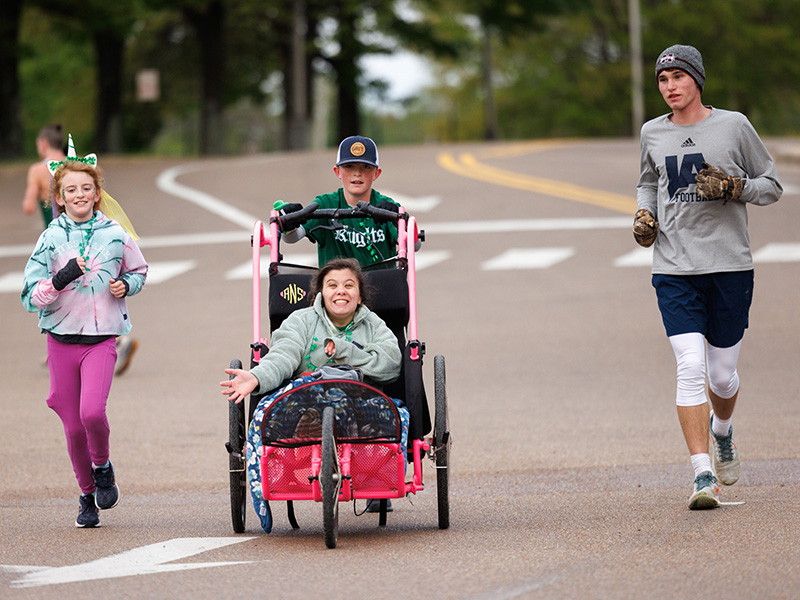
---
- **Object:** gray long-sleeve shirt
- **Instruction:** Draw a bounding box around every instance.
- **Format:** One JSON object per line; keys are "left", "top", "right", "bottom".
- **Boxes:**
{"left": 637, "top": 107, "right": 782, "bottom": 275}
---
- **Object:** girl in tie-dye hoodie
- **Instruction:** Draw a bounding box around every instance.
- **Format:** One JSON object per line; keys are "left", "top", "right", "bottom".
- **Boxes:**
{"left": 21, "top": 158, "right": 147, "bottom": 528}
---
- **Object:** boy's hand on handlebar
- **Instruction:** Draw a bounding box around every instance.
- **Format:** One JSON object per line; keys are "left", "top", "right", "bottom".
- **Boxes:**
{"left": 374, "top": 200, "right": 399, "bottom": 223}
{"left": 220, "top": 368, "right": 259, "bottom": 404}
{"left": 278, "top": 202, "right": 303, "bottom": 215}
{"left": 274, "top": 201, "right": 310, "bottom": 232}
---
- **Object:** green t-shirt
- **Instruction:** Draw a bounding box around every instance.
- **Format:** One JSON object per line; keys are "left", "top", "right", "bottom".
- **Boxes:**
{"left": 305, "top": 189, "right": 399, "bottom": 267}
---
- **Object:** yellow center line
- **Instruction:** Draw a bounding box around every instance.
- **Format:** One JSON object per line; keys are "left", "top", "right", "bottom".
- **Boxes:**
{"left": 437, "top": 144, "right": 637, "bottom": 214}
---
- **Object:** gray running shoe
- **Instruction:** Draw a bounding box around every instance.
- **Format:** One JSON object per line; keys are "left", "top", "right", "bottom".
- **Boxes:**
{"left": 688, "top": 471, "right": 720, "bottom": 510}
{"left": 711, "top": 415, "right": 740, "bottom": 485}
{"left": 115, "top": 336, "right": 138, "bottom": 376}
{"left": 92, "top": 462, "right": 120, "bottom": 510}
{"left": 75, "top": 493, "right": 100, "bottom": 528}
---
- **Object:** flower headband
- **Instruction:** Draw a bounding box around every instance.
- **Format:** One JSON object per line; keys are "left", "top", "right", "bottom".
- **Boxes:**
{"left": 47, "top": 134, "right": 98, "bottom": 175}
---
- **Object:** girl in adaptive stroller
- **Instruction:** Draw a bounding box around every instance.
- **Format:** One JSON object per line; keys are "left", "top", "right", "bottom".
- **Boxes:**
{"left": 220, "top": 258, "right": 407, "bottom": 531}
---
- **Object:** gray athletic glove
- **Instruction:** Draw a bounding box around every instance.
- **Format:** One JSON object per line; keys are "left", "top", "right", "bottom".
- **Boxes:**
{"left": 633, "top": 209, "right": 658, "bottom": 248}
{"left": 695, "top": 162, "right": 743, "bottom": 205}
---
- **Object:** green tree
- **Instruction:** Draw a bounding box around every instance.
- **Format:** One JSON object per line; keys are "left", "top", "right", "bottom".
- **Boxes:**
{"left": 642, "top": 0, "right": 800, "bottom": 133}
{"left": 18, "top": 7, "right": 95, "bottom": 153}
{"left": 31, "top": 0, "right": 148, "bottom": 153}
{"left": 413, "top": 0, "right": 590, "bottom": 140}
{"left": 0, "top": 0, "right": 25, "bottom": 158}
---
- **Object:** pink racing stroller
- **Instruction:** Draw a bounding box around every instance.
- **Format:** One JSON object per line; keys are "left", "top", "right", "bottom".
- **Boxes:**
{"left": 225, "top": 201, "right": 450, "bottom": 548}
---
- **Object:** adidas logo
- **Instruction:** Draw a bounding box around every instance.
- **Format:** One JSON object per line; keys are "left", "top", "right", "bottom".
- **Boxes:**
{"left": 681, "top": 138, "right": 696, "bottom": 148}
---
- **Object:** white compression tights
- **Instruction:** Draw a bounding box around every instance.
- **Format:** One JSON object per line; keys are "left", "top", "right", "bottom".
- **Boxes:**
{"left": 668, "top": 332, "right": 742, "bottom": 407}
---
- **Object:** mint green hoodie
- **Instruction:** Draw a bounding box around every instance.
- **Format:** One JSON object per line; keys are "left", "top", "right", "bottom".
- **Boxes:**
{"left": 250, "top": 293, "right": 401, "bottom": 395}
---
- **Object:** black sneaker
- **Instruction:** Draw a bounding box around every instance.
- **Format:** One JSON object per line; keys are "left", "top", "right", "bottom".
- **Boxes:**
{"left": 92, "top": 462, "right": 120, "bottom": 510}
{"left": 75, "top": 493, "right": 100, "bottom": 528}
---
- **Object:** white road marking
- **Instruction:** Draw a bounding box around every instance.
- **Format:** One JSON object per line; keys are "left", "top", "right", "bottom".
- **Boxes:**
{"left": 753, "top": 242, "right": 800, "bottom": 263}
{"left": 379, "top": 190, "right": 440, "bottom": 212}
{"left": 226, "top": 254, "right": 317, "bottom": 280}
{"left": 0, "top": 271, "right": 23, "bottom": 294}
{"left": 146, "top": 261, "right": 197, "bottom": 284}
{"left": 156, "top": 164, "right": 261, "bottom": 230}
{"left": 0, "top": 232, "right": 250, "bottom": 259}
{"left": 1, "top": 261, "right": 196, "bottom": 295}
{"left": 2, "top": 224, "right": 797, "bottom": 292}
{"left": 782, "top": 184, "right": 799, "bottom": 195}
{"left": 614, "top": 247, "right": 653, "bottom": 267}
{"left": 136, "top": 230, "right": 249, "bottom": 250}
{"left": 0, "top": 217, "right": 635, "bottom": 258}
{"left": 0, "top": 243, "right": 34, "bottom": 259}
{"left": 155, "top": 161, "right": 440, "bottom": 231}
{"left": 0, "top": 537, "right": 259, "bottom": 588}
{"left": 225, "top": 250, "right": 451, "bottom": 280}
{"left": 482, "top": 248, "right": 575, "bottom": 270}
{"left": 413, "top": 250, "right": 451, "bottom": 271}
{"left": 425, "top": 216, "right": 631, "bottom": 235}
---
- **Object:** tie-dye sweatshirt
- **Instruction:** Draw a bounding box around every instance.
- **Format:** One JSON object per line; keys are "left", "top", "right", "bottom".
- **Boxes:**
{"left": 21, "top": 211, "right": 148, "bottom": 336}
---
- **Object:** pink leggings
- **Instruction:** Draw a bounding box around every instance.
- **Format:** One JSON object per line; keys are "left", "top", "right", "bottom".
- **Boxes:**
{"left": 46, "top": 334, "right": 117, "bottom": 495}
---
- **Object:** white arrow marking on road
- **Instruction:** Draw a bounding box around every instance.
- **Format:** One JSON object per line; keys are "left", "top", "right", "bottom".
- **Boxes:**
{"left": 379, "top": 190, "right": 440, "bottom": 212}
{"left": 0, "top": 537, "right": 259, "bottom": 588}
{"left": 481, "top": 248, "right": 575, "bottom": 270}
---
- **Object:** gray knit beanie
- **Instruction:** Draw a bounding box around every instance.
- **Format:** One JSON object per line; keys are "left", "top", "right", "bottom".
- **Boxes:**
{"left": 655, "top": 45, "right": 705, "bottom": 91}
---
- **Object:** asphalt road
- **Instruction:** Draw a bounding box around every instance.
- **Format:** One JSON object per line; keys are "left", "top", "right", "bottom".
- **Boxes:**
{"left": 1, "top": 138, "right": 798, "bottom": 599}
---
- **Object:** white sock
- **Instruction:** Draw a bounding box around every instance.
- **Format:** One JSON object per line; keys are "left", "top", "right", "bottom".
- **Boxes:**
{"left": 690, "top": 453, "right": 713, "bottom": 478}
{"left": 711, "top": 413, "right": 732, "bottom": 438}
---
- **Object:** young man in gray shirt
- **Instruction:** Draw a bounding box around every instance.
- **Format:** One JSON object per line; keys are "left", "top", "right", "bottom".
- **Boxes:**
{"left": 633, "top": 44, "right": 782, "bottom": 510}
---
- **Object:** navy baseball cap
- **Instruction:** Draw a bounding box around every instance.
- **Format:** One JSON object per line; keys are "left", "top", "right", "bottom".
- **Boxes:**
{"left": 336, "top": 135, "right": 379, "bottom": 168}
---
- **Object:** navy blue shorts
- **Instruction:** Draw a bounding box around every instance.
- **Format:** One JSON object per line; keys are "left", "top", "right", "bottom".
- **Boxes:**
{"left": 652, "top": 270, "right": 754, "bottom": 348}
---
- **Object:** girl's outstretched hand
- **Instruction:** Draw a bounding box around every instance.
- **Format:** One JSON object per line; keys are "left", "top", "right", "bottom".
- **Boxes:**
{"left": 221, "top": 368, "right": 259, "bottom": 404}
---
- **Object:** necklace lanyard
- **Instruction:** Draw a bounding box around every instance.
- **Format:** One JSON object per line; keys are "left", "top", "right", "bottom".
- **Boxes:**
{"left": 76, "top": 215, "right": 97, "bottom": 285}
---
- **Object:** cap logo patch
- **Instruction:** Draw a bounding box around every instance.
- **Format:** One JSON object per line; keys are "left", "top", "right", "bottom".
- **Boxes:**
{"left": 350, "top": 142, "right": 366, "bottom": 157}
{"left": 659, "top": 53, "right": 675, "bottom": 65}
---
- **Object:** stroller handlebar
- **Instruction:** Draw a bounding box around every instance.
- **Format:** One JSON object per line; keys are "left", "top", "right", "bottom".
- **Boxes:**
{"left": 274, "top": 200, "right": 403, "bottom": 231}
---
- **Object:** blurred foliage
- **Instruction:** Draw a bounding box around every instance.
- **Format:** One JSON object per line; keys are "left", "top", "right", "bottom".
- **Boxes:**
{"left": 12, "top": 0, "right": 800, "bottom": 158}
{"left": 18, "top": 7, "right": 95, "bottom": 154}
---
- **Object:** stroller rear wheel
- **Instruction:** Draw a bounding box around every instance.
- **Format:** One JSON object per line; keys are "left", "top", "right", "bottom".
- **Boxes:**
{"left": 434, "top": 354, "right": 450, "bottom": 530}
{"left": 227, "top": 359, "right": 247, "bottom": 533}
